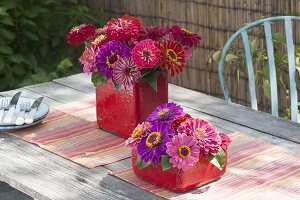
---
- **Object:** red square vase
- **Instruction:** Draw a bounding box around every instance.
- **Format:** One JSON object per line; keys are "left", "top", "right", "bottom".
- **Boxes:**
{"left": 96, "top": 73, "right": 168, "bottom": 138}
{"left": 131, "top": 148, "right": 228, "bottom": 192}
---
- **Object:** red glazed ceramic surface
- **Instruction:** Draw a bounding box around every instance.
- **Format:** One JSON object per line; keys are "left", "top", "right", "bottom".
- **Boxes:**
{"left": 132, "top": 148, "right": 228, "bottom": 192}
{"left": 96, "top": 73, "right": 168, "bottom": 138}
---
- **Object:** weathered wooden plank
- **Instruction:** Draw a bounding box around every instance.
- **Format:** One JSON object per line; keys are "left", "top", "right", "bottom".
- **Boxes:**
{"left": 53, "top": 73, "right": 95, "bottom": 95}
{"left": 0, "top": 88, "right": 62, "bottom": 107}
{"left": 25, "top": 82, "right": 93, "bottom": 104}
{"left": 169, "top": 84, "right": 300, "bottom": 143}
{"left": 0, "top": 133, "right": 163, "bottom": 200}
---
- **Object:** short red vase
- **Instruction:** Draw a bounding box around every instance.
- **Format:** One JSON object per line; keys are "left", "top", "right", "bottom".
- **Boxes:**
{"left": 96, "top": 73, "right": 168, "bottom": 138}
{"left": 132, "top": 149, "right": 228, "bottom": 192}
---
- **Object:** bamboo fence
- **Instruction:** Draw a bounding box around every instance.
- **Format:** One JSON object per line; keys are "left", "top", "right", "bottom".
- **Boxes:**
{"left": 83, "top": 0, "right": 300, "bottom": 117}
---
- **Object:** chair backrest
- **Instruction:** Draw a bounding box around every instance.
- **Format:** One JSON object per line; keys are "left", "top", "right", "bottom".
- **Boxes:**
{"left": 218, "top": 16, "right": 299, "bottom": 122}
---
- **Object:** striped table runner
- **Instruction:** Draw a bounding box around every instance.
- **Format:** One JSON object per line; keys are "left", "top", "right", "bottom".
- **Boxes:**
{"left": 7, "top": 97, "right": 131, "bottom": 168}
{"left": 110, "top": 132, "right": 300, "bottom": 200}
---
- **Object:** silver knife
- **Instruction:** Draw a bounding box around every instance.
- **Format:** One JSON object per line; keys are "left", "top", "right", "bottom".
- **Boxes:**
{"left": 25, "top": 97, "right": 44, "bottom": 124}
{"left": 3, "top": 91, "right": 22, "bottom": 124}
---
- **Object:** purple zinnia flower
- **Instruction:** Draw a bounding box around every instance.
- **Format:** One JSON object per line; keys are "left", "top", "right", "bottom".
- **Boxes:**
{"left": 96, "top": 40, "right": 131, "bottom": 78}
{"left": 147, "top": 102, "right": 184, "bottom": 123}
{"left": 113, "top": 57, "right": 141, "bottom": 90}
{"left": 137, "top": 121, "right": 175, "bottom": 164}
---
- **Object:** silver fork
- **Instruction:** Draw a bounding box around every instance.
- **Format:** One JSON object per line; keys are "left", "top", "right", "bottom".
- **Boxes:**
{"left": 0, "top": 98, "right": 10, "bottom": 122}
{"left": 15, "top": 101, "right": 31, "bottom": 126}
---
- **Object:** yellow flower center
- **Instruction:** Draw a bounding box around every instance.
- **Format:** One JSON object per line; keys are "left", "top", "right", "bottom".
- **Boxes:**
{"left": 157, "top": 108, "right": 169, "bottom": 116}
{"left": 131, "top": 128, "right": 142, "bottom": 139}
{"left": 177, "top": 145, "right": 191, "bottom": 158}
{"left": 194, "top": 127, "right": 206, "bottom": 140}
{"left": 146, "top": 132, "right": 161, "bottom": 148}
{"left": 106, "top": 51, "right": 120, "bottom": 68}
{"left": 181, "top": 28, "right": 192, "bottom": 34}
{"left": 166, "top": 49, "right": 178, "bottom": 62}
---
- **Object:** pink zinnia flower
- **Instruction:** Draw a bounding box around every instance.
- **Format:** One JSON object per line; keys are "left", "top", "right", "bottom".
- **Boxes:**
{"left": 66, "top": 23, "right": 96, "bottom": 46}
{"left": 159, "top": 40, "right": 186, "bottom": 76}
{"left": 79, "top": 44, "right": 99, "bottom": 74}
{"left": 138, "top": 26, "right": 170, "bottom": 41}
{"left": 132, "top": 39, "right": 160, "bottom": 69}
{"left": 126, "top": 122, "right": 151, "bottom": 148}
{"left": 166, "top": 133, "right": 199, "bottom": 170}
{"left": 168, "top": 25, "right": 201, "bottom": 48}
{"left": 113, "top": 57, "right": 141, "bottom": 90}
{"left": 104, "top": 15, "right": 141, "bottom": 41}
{"left": 220, "top": 133, "right": 231, "bottom": 151}
{"left": 178, "top": 118, "right": 221, "bottom": 158}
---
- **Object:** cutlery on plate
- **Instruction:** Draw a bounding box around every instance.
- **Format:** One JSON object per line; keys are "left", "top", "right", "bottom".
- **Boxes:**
{"left": 15, "top": 101, "right": 31, "bottom": 126}
{"left": 0, "top": 98, "right": 10, "bottom": 122}
{"left": 25, "top": 97, "right": 44, "bottom": 124}
{"left": 3, "top": 91, "right": 22, "bottom": 124}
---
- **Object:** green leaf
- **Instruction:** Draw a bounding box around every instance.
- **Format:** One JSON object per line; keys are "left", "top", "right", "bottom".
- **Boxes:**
{"left": 0, "top": 27, "right": 15, "bottom": 40}
{"left": 9, "top": 54, "right": 26, "bottom": 64}
{"left": 20, "top": 18, "right": 37, "bottom": 26}
{"left": 250, "top": 38, "right": 258, "bottom": 54}
{"left": 136, "top": 155, "right": 151, "bottom": 170}
{"left": 161, "top": 155, "right": 173, "bottom": 171}
{"left": 0, "top": 57, "right": 4, "bottom": 71}
{"left": 263, "top": 79, "right": 271, "bottom": 99}
{"left": 208, "top": 148, "right": 227, "bottom": 170}
{"left": 0, "top": 45, "right": 13, "bottom": 54}
{"left": 272, "top": 33, "right": 286, "bottom": 43}
{"left": 143, "top": 70, "right": 157, "bottom": 91}
{"left": 225, "top": 54, "right": 238, "bottom": 62}
{"left": 112, "top": 79, "right": 122, "bottom": 90}
{"left": 91, "top": 72, "right": 107, "bottom": 87}
{"left": 0, "top": 8, "right": 9, "bottom": 16}
{"left": 212, "top": 50, "right": 222, "bottom": 62}
{"left": 24, "top": 31, "right": 39, "bottom": 41}
{"left": 0, "top": 17, "right": 14, "bottom": 26}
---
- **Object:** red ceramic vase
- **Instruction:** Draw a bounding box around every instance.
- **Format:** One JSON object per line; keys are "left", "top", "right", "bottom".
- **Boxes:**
{"left": 132, "top": 148, "right": 228, "bottom": 192}
{"left": 96, "top": 73, "right": 168, "bottom": 138}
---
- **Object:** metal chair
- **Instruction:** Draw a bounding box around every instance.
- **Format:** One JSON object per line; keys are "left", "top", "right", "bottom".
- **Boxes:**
{"left": 218, "top": 16, "right": 299, "bottom": 122}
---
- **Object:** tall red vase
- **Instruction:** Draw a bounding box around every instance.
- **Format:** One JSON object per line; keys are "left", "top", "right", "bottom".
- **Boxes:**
{"left": 96, "top": 73, "right": 168, "bottom": 138}
{"left": 132, "top": 148, "right": 228, "bottom": 192}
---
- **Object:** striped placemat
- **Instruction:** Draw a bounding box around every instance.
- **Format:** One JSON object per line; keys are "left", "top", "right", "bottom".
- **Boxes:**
{"left": 6, "top": 97, "right": 131, "bottom": 168}
{"left": 109, "top": 132, "right": 300, "bottom": 200}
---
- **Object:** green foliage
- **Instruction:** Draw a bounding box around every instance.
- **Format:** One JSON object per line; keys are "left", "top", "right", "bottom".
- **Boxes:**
{"left": 136, "top": 155, "right": 151, "bottom": 169}
{"left": 211, "top": 31, "right": 300, "bottom": 120}
{"left": 208, "top": 148, "right": 227, "bottom": 170}
{"left": 161, "top": 155, "right": 172, "bottom": 171}
{"left": 0, "top": 0, "right": 103, "bottom": 91}
{"left": 91, "top": 72, "right": 107, "bottom": 87}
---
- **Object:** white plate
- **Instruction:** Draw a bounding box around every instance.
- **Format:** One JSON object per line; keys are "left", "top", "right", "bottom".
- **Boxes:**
{"left": 0, "top": 97, "right": 49, "bottom": 130}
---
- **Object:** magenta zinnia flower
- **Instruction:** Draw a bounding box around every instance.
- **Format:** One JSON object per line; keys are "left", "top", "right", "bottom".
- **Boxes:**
{"left": 137, "top": 121, "right": 175, "bottom": 164}
{"left": 79, "top": 44, "right": 99, "bottom": 74}
{"left": 96, "top": 40, "right": 131, "bottom": 78}
{"left": 126, "top": 122, "right": 151, "bottom": 148}
{"left": 132, "top": 39, "right": 160, "bottom": 69}
{"left": 147, "top": 102, "right": 184, "bottom": 123}
{"left": 159, "top": 40, "right": 186, "bottom": 76}
{"left": 113, "top": 57, "right": 141, "bottom": 90}
{"left": 178, "top": 118, "right": 221, "bottom": 158}
{"left": 138, "top": 26, "right": 170, "bottom": 41}
{"left": 166, "top": 133, "right": 200, "bottom": 170}
{"left": 66, "top": 24, "right": 96, "bottom": 46}
{"left": 168, "top": 25, "right": 201, "bottom": 48}
{"left": 220, "top": 133, "right": 231, "bottom": 151}
{"left": 104, "top": 15, "right": 141, "bottom": 41}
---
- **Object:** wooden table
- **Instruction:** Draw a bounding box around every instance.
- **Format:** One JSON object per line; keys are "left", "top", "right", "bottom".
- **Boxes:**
{"left": 0, "top": 73, "right": 299, "bottom": 200}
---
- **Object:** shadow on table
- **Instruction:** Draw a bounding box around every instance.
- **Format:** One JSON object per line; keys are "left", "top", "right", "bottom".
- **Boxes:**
{"left": 0, "top": 182, "right": 32, "bottom": 200}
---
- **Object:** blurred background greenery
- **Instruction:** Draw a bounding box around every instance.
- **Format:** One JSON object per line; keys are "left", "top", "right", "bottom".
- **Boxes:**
{"left": 0, "top": 0, "right": 104, "bottom": 91}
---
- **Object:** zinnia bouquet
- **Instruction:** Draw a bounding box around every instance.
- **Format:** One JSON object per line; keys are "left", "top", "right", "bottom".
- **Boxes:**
{"left": 126, "top": 102, "right": 231, "bottom": 171}
{"left": 66, "top": 15, "right": 201, "bottom": 90}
